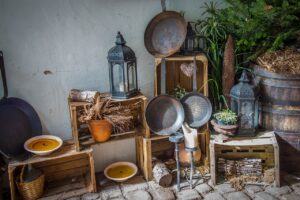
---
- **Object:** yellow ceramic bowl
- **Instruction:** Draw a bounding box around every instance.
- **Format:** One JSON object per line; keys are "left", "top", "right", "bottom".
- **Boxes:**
{"left": 24, "top": 135, "right": 63, "bottom": 156}
{"left": 104, "top": 162, "right": 138, "bottom": 182}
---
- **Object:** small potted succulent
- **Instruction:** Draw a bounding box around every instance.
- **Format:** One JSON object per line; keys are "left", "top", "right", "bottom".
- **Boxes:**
{"left": 211, "top": 109, "right": 238, "bottom": 136}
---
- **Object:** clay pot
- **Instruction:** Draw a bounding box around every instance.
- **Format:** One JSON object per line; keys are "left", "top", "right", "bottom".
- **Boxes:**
{"left": 178, "top": 143, "right": 202, "bottom": 167}
{"left": 210, "top": 119, "right": 238, "bottom": 136}
{"left": 88, "top": 120, "right": 112, "bottom": 142}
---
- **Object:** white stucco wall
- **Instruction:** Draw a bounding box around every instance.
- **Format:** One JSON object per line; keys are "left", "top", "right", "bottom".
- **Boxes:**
{"left": 0, "top": 0, "right": 221, "bottom": 171}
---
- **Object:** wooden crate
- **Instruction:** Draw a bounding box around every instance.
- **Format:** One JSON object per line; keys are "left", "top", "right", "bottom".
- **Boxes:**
{"left": 210, "top": 131, "right": 280, "bottom": 186}
{"left": 69, "top": 93, "right": 150, "bottom": 151}
{"left": 8, "top": 141, "right": 96, "bottom": 200}
{"left": 136, "top": 127, "right": 210, "bottom": 181}
{"left": 154, "top": 53, "right": 208, "bottom": 96}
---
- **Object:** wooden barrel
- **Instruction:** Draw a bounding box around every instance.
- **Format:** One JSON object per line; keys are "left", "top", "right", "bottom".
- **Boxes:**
{"left": 253, "top": 65, "right": 300, "bottom": 133}
{"left": 254, "top": 65, "right": 300, "bottom": 172}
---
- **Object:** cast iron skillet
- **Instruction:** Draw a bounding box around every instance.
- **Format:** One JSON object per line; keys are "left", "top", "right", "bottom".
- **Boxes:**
{"left": 145, "top": 95, "right": 184, "bottom": 135}
{"left": 144, "top": 0, "right": 187, "bottom": 57}
{"left": 0, "top": 51, "right": 42, "bottom": 160}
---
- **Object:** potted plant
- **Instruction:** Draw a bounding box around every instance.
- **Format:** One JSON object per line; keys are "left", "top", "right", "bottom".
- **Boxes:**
{"left": 79, "top": 97, "right": 137, "bottom": 142}
{"left": 211, "top": 109, "right": 238, "bottom": 136}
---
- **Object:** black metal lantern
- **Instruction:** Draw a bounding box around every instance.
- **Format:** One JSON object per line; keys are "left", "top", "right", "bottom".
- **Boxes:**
{"left": 180, "top": 22, "right": 206, "bottom": 55}
{"left": 230, "top": 70, "right": 258, "bottom": 136}
{"left": 107, "top": 32, "right": 139, "bottom": 99}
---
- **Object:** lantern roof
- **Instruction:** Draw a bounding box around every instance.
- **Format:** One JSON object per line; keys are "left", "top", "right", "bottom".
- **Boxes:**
{"left": 230, "top": 70, "right": 257, "bottom": 100}
{"left": 107, "top": 32, "right": 136, "bottom": 62}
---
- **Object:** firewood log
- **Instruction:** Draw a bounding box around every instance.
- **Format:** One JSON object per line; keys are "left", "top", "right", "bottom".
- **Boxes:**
{"left": 152, "top": 161, "right": 172, "bottom": 187}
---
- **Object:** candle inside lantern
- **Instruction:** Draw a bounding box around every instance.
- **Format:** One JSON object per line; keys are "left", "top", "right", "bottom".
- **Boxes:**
{"left": 182, "top": 123, "right": 199, "bottom": 149}
{"left": 119, "top": 82, "right": 128, "bottom": 92}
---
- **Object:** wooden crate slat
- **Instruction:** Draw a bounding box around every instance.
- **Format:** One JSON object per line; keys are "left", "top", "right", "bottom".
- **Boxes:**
{"left": 45, "top": 166, "right": 90, "bottom": 182}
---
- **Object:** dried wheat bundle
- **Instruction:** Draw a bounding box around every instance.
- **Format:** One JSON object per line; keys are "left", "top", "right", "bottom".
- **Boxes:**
{"left": 78, "top": 96, "right": 141, "bottom": 134}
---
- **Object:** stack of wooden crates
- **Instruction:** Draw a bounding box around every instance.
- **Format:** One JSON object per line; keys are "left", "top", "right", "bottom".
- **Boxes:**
{"left": 136, "top": 53, "right": 210, "bottom": 181}
{"left": 8, "top": 94, "right": 149, "bottom": 200}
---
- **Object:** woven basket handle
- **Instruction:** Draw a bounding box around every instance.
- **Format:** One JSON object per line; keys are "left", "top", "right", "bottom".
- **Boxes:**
{"left": 19, "top": 165, "right": 27, "bottom": 183}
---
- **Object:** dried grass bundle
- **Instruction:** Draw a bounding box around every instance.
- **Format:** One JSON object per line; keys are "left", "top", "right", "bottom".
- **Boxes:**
{"left": 230, "top": 175, "right": 261, "bottom": 190}
{"left": 78, "top": 96, "right": 141, "bottom": 134}
{"left": 257, "top": 48, "right": 300, "bottom": 75}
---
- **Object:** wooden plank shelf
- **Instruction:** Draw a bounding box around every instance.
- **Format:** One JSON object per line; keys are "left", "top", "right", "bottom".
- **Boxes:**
{"left": 8, "top": 141, "right": 96, "bottom": 200}
{"left": 68, "top": 93, "right": 150, "bottom": 150}
{"left": 210, "top": 131, "right": 280, "bottom": 187}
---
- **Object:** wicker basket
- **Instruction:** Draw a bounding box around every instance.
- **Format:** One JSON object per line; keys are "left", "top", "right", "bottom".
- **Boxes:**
{"left": 16, "top": 165, "right": 45, "bottom": 200}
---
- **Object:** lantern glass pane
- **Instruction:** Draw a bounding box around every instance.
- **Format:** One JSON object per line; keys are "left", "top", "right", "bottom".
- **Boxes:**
{"left": 128, "top": 62, "right": 136, "bottom": 91}
{"left": 241, "top": 101, "right": 254, "bottom": 129}
{"left": 113, "top": 63, "right": 125, "bottom": 92}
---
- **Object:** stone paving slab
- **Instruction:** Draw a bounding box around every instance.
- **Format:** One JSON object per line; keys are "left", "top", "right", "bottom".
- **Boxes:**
{"left": 175, "top": 189, "right": 202, "bottom": 200}
{"left": 265, "top": 186, "right": 292, "bottom": 197}
{"left": 213, "top": 183, "right": 236, "bottom": 194}
{"left": 120, "top": 176, "right": 148, "bottom": 193}
{"left": 254, "top": 192, "right": 278, "bottom": 200}
{"left": 280, "top": 193, "right": 300, "bottom": 200}
{"left": 244, "top": 185, "right": 264, "bottom": 197}
{"left": 124, "top": 190, "right": 152, "bottom": 200}
{"left": 81, "top": 193, "right": 101, "bottom": 200}
{"left": 100, "top": 185, "right": 122, "bottom": 200}
{"left": 149, "top": 188, "right": 175, "bottom": 200}
{"left": 225, "top": 191, "right": 251, "bottom": 200}
{"left": 204, "top": 192, "right": 225, "bottom": 200}
{"left": 195, "top": 183, "right": 213, "bottom": 196}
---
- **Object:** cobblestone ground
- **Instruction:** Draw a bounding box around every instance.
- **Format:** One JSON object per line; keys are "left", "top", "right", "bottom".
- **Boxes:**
{"left": 70, "top": 172, "right": 300, "bottom": 200}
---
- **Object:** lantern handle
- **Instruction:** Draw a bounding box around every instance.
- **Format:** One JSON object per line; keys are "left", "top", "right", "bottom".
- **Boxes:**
{"left": 161, "top": 0, "right": 166, "bottom": 12}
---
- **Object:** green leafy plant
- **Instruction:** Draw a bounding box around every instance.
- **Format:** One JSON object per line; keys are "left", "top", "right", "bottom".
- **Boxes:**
{"left": 174, "top": 85, "right": 187, "bottom": 99}
{"left": 215, "top": 0, "right": 300, "bottom": 61}
{"left": 213, "top": 109, "right": 238, "bottom": 125}
{"left": 195, "top": 2, "right": 228, "bottom": 110}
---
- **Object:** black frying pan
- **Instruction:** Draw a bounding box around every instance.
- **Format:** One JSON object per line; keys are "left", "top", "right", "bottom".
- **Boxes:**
{"left": 0, "top": 51, "right": 42, "bottom": 160}
{"left": 145, "top": 95, "right": 184, "bottom": 135}
{"left": 181, "top": 56, "right": 212, "bottom": 128}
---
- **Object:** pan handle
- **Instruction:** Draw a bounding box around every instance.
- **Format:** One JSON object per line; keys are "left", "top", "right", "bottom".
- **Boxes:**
{"left": 0, "top": 51, "right": 8, "bottom": 99}
{"left": 161, "top": 0, "right": 166, "bottom": 12}
{"left": 192, "top": 56, "right": 197, "bottom": 91}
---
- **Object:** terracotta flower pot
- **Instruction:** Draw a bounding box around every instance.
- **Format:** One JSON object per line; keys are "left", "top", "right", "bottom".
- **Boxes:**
{"left": 178, "top": 143, "right": 202, "bottom": 167}
{"left": 88, "top": 120, "right": 112, "bottom": 142}
{"left": 210, "top": 119, "right": 238, "bottom": 136}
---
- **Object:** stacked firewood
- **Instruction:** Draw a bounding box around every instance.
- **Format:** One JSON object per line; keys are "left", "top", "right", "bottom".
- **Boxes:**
{"left": 218, "top": 158, "right": 262, "bottom": 178}
{"left": 236, "top": 158, "right": 262, "bottom": 176}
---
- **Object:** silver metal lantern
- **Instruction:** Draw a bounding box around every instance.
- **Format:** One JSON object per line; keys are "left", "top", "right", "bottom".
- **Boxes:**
{"left": 230, "top": 70, "right": 258, "bottom": 136}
